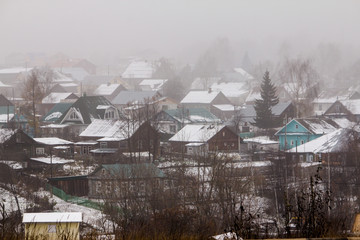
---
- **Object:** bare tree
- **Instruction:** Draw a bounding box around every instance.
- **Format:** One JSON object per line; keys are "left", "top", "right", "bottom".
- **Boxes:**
{"left": 21, "top": 67, "right": 55, "bottom": 137}
{"left": 278, "top": 58, "right": 319, "bottom": 117}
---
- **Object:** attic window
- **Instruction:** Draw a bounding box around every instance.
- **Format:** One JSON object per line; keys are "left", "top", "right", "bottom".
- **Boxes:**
{"left": 295, "top": 124, "right": 298, "bottom": 129}
{"left": 69, "top": 111, "right": 79, "bottom": 120}
{"left": 105, "top": 110, "right": 115, "bottom": 119}
{"left": 16, "top": 133, "right": 22, "bottom": 143}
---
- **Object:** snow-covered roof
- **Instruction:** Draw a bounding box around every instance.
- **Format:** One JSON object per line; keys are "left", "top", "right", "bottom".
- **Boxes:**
{"left": 139, "top": 79, "right": 167, "bottom": 91}
{"left": 23, "top": 212, "right": 82, "bottom": 223}
{"left": 339, "top": 99, "right": 360, "bottom": 115}
{"left": 245, "top": 89, "right": 261, "bottom": 103}
{"left": 0, "top": 81, "right": 12, "bottom": 87}
{"left": 212, "top": 104, "right": 237, "bottom": 111}
{"left": 59, "top": 83, "right": 78, "bottom": 87}
{"left": 243, "top": 136, "right": 278, "bottom": 145}
{"left": 80, "top": 119, "right": 139, "bottom": 140}
{"left": 210, "top": 82, "right": 249, "bottom": 98}
{"left": 296, "top": 118, "right": 340, "bottom": 135}
{"left": 169, "top": 124, "right": 225, "bottom": 142}
{"left": 40, "top": 124, "right": 69, "bottom": 129}
{"left": 42, "top": 92, "right": 74, "bottom": 104}
{"left": 121, "top": 61, "right": 154, "bottom": 79}
{"left": 287, "top": 128, "right": 354, "bottom": 153}
{"left": 93, "top": 84, "right": 121, "bottom": 96}
{"left": 233, "top": 67, "right": 254, "bottom": 80}
{"left": 75, "top": 141, "right": 98, "bottom": 145}
{"left": 180, "top": 91, "right": 222, "bottom": 104}
{"left": 0, "top": 67, "right": 32, "bottom": 74}
{"left": 0, "top": 129, "right": 16, "bottom": 143}
{"left": 185, "top": 142, "right": 206, "bottom": 147}
{"left": 34, "top": 137, "right": 73, "bottom": 145}
{"left": 0, "top": 114, "right": 14, "bottom": 123}
{"left": 29, "top": 157, "right": 75, "bottom": 165}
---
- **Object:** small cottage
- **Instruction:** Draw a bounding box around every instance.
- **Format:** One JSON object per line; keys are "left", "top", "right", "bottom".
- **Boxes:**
{"left": 23, "top": 212, "right": 82, "bottom": 240}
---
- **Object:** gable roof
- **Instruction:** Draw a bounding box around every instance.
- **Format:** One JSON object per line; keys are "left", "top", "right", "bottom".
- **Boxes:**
{"left": 58, "top": 96, "right": 115, "bottom": 124}
{"left": 0, "top": 129, "right": 17, "bottom": 144}
{"left": 0, "top": 94, "right": 13, "bottom": 106}
{"left": 139, "top": 79, "right": 167, "bottom": 91}
{"left": 112, "top": 90, "right": 160, "bottom": 105}
{"left": 239, "top": 102, "right": 292, "bottom": 123}
{"left": 338, "top": 99, "right": 360, "bottom": 115}
{"left": 91, "top": 163, "right": 165, "bottom": 178}
{"left": 41, "top": 102, "right": 73, "bottom": 122}
{"left": 79, "top": 119, "right": 140, "bottom": 140}
{"left": 180, "top": 91, "right": 224, "bottom": 104}
{"left": 276, "top": 118, "right": 340, "bottom": 135}
{"left": 287, "top": 128, "right": 355, "bottom": 153}
{"left": 169, "top": 124, "right": 226, "bottom": 142}
{"left": 210, "top": 82, "right": 249, "bottom": 98}
{"left": 121, "top": 60, "right": 154, "bottom": 79}
{"left": 42, "top": 92, "right": 78, "bottom": 104}
{"left": 33, "top": 137, "right": 73, "bottom": 145}
{"left": 93, "top": 83, "right": 122, "bottom": 96}
{"left": 23, "top": 212, "right": 82, "bottom": 223}
{"left": 164, "top": 108, "right": 221, "bottom": 124}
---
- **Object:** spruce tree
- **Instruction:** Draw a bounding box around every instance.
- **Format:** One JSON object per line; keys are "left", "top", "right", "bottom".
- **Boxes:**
{"left": 254, "top": 71, "right": 279, "bottom": 129}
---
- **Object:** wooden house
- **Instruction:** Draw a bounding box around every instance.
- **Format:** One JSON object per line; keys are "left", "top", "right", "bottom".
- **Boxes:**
{"left": 180, "top": 90, "right": 231, "bottom": 110}
{"left": 92, "top": 83, "right": 126, "bottom": 101}
{"left": 275, "top": 118, "right": 340, "bottom": 151}
{"left": 79, "top": 119, "right": 160, "bottom": 160}
{"left": 169, "top": 123, "right": 240, "bottom": 154}
{"left": 324, "top": 99, "right": 360, "bottom": 122}
{"left": 45, "top": 96, "right": 121, "bottom": 141}
{"left": 48, "top": 175, "right": 88, "bottom": 197}
{"left": 0, "top": 129, "right": 36, "bottom": 161}
{"left": 33, "top": 137, "right": 74, "bottom": 158}
{"left": 286, "top": 128, "right": 357, "bottom": 164}
{"left": 155, "top": 108, "right": 221, "bottom": 136}
{"left": 39, "top": 92, "right": 78, "bottom": 116}
{"left": 88, "top": 163, "right": 166, "bottom": 200}
{"left": 23, "top": 212, "right": 82, "bottom": 240}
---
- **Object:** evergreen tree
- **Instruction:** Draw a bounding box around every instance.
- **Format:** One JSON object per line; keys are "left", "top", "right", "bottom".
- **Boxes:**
{"left": 254, "top": 71, "right": 279, "bottom": 129}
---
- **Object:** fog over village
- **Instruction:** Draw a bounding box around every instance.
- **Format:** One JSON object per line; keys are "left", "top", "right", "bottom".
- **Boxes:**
{"left": 1, "top": 0, "right": 360, "bottom": 239}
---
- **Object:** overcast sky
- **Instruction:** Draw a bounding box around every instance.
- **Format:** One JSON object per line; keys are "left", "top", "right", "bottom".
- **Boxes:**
{"left": 0, "top": 0, "right": 359, "bottom": 65}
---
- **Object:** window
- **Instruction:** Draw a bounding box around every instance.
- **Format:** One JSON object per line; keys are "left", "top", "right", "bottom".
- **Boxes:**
{"left": 301, "top": 140, "right": 304, "bottom": 145}
{"left": 36, "top": 148, "right": 45, "bottom": 155}
{"left": 119, "top": 141, "right": 128, "bottom": 149}
{"left": 295, "top": 124, "right": 298, "bottom": 129}
{"left": 188, "top": 147, "right": 193, "bottom": 151}
{"left": 69, "top": 111, "right": 79, "bottom": 120}
{"left": 162, "top": 105, "right": 168, "bottom": 110}
{"left": 16, "top": 133, "right": 21, "bottom": 143}
{"left": 336, "top": 104, "right": 340, "bottom": 112}
{"left": 309, "top": 155, "right": 314, "bottom": 162}
{"left": 300, "top": 155, "right": 304, "bottom": 161}
{"left": 223, "top": 132, "right": 226, "bottom": 137}
{"left": 291, "top": 140, "right": 294, "bottom": 146}
{"left": 48, "top": 225, "right": 56, "bottom": 233}
{"left": 170, "top": 125, "right": 176, "bottom": 133}
{"left": 105, "top": 110, "right": 115, "bottom": 119}
{"left": 83, "top": 146, "right": 87, "bottom": 155}
{"left": 100, "top": 142, "right": 108, "bottom": 148}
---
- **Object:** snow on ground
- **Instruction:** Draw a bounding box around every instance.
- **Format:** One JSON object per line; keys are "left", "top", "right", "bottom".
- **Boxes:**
{"left": 0, "top": 187, "right": 29, "bottom": 219}
{"left": 35, "top": 190, "right": 114, "bottom": 232}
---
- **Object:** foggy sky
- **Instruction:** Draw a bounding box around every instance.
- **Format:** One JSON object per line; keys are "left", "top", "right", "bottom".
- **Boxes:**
{"left": 1, "top": 0, "right": 359, "bottom": 65}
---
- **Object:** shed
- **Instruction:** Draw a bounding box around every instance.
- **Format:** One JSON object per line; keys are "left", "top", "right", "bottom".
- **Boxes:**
{"left": 23, "top": 212, "right": 82, "bottom": 240}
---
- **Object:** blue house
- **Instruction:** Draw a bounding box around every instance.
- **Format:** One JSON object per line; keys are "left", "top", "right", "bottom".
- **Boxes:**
{"left": 275, "top": 118, "right": 340, "bottom": 151}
